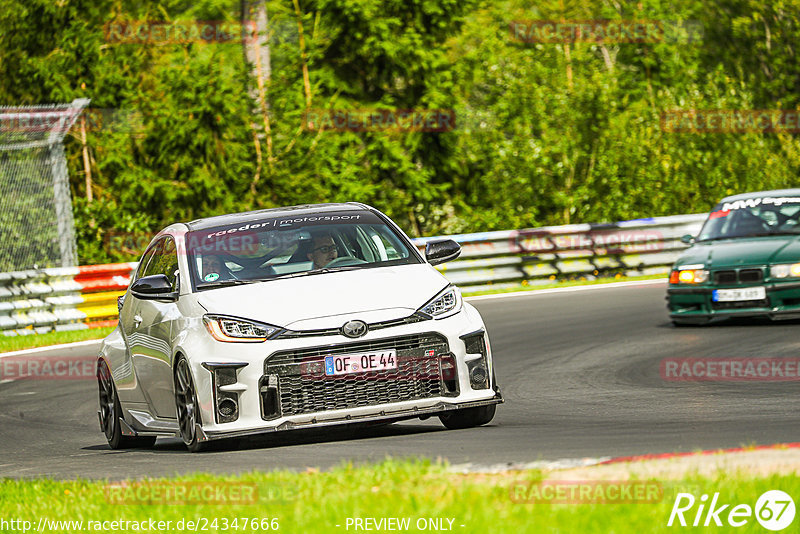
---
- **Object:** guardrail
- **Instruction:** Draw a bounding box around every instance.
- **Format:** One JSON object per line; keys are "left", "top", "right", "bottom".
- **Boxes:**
{"left": 0, "top": 214, "right": 706, "bottom": 335}
{"left": 0, "top": 263, "right": 136, "bottom": 335}
{"left": 415, "top": 213, "right": 706, "bottom": 294}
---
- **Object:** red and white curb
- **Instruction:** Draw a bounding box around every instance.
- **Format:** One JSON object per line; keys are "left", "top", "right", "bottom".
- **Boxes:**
{"left": 447, "top": 442, "right": 800, "bottom": 473}
{"left": 598, "top": 442, "right": 800, "bottom": 465}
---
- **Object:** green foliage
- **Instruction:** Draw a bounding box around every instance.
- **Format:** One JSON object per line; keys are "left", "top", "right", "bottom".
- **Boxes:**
{"left": 1, "top": 0, "right": 800, "bottom": 264}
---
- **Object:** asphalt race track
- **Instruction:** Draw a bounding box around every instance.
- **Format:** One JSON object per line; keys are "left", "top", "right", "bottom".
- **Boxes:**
{"left": 2, "top": 280, "right": 799, "bottom": 479}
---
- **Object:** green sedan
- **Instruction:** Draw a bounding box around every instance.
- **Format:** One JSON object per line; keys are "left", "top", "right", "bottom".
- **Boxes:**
{"left": 667, "top": 189, "right": 800, "bottom": 325}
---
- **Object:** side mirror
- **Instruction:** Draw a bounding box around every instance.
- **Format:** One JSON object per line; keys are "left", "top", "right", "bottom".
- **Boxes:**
{"left": 130, "top": 274, "right": 178, "bottom": 301}
{"left": 680, "top": 234, "right": 695, "bottom": 245}
{"left": 425, "top": 239, "right": 461, "bottom": 266}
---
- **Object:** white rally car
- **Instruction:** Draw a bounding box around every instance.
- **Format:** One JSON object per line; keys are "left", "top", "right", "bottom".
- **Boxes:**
{"left": 97, "top": 203, "right": 502, "bottom": 451}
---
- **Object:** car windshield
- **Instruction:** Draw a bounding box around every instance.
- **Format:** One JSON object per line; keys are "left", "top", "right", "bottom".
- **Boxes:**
{"left": 186, "top": 210, "right": 421, "bottom": 290}
{"left": 697, "top": 196, "right": 800, "bottom": 242}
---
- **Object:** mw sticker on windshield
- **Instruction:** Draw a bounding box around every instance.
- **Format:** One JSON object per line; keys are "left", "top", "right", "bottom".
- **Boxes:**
{"left": 721, "top": 196, "right": 800, "bottom": 211}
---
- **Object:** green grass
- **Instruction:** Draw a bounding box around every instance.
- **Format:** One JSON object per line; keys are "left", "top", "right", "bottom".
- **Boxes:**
{"left": 0, "top": 459, "right": 796, "bottom": 533}
{"left": 0, "top": 327, "right": 115, "bottom": 353}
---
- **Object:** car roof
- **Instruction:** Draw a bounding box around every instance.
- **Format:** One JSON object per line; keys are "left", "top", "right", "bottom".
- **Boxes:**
{"left": 184, "top": 202, "right": 373, "bottom": 231}
{"left": 718, "top": 189, "right": 800, "bottom": 203}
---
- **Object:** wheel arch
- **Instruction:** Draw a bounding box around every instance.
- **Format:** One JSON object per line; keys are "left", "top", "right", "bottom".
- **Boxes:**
{"left": 172, "top": 349, "right": 187, "bottom": 373}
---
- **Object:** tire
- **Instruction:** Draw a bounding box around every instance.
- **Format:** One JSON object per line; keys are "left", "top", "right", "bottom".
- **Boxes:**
{"left": 174, "top": 357, "right": 209, "bottom": 452}
{"left": 439, "top": 404, "right": 496, "bottom": 430}
{"left": 97, "top": 360, "right": 157, "bottom": 449}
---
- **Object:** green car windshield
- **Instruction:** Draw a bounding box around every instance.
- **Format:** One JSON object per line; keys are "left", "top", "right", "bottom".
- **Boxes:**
{"left": 697, "top": 197, "right": 800, "bottom": 242}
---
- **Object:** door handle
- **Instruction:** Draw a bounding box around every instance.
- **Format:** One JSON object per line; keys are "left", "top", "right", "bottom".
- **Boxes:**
{"left": 134, "top": 314, "right": 143, "bottom": 328}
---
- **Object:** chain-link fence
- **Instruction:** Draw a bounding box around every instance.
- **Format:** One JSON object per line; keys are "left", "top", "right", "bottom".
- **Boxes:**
{"left": 0, "top": 99, "right": 88, "bottom": 271}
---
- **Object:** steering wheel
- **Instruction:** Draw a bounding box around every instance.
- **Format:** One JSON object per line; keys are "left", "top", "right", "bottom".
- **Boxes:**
{"left": 324, "top": 256, "right": 368, "bottom": 268}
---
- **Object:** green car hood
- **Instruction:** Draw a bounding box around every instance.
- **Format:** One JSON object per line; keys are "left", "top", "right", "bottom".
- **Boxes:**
{"left": 674, "top": 236, "right": 800, "bottom": 269}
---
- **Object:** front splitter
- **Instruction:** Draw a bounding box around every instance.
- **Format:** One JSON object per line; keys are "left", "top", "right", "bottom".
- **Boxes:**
{"left": 197, "top": 394, "right": 504, "bottom": 442}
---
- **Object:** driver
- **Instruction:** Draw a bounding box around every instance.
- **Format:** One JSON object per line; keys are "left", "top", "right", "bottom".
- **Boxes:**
{"left": 307, "top": 233, "right": 339, "bottom": 269}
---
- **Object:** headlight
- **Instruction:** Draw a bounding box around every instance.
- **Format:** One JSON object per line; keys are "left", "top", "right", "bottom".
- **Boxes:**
{"left": 203, "top": 315, "right": 280, "bottom": 343}
{"left": 669, "top": 267, "right": 709, "bottom": 284}
{"left": 418, "top": 286, "right": 462, "bottom": 319}
{"left": 770, "top": 263, "right": 800, "bottom": 279}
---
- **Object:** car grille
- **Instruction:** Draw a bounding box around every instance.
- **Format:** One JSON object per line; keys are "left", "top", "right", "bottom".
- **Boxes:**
{"left": 274, "top": 314, "right": 427, "bottom": 339}
{"left": 713, "top": 270, "right": 737, "bottom": 284}
{"left": 739, "top": 269, "right": 763, "bottom": 283}
{"left": 712, "top": 268, "right": 763, "bottom": 285}
{"left": 262, "top": 333, "right": 450, "bottom": 418}
{"left": 712, "top": 299, "right": 770, "bottom": 310}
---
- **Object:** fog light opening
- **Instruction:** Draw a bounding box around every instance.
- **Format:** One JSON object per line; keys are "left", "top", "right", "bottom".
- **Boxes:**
{"left": 201, "top": 362, "right": 247, "bottom": 424}
{"left": 460, "top": 331, "right": 491, "bottom": 390}
{"left": 469, "top": 364, "right": 488, "bottom": 389}
{"left": 218, "top": 398, "right": 237, "bottom": 418}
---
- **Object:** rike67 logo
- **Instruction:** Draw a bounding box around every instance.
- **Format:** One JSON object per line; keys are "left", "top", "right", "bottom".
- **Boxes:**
{"left": 668, "top": 490, "right": 795, "bottom": 531}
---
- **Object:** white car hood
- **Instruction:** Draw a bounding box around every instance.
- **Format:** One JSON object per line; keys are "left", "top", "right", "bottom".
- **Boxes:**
{"left": 195, "top": 263, "right": 449, "bottom": 329}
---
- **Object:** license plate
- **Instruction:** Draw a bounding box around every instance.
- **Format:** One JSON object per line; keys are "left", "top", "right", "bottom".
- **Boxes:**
{"left": 324, "top": 350, "right": 397, "bottom": 376}
{"left": 712, "top": 287, "right": 766, "bottom": 302}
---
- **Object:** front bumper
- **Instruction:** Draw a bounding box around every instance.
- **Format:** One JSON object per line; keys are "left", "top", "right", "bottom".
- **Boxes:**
{"left": 667, "top": 280, "right": 800, "bottom": 323}
{"left": 199, "top": 394, "right": 503, "bottom": 441}
{"left": 179, "top": 303, "right": 501, "bottom": 441}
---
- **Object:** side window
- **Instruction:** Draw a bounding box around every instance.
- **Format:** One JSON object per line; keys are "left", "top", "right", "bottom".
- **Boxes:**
{"left": 159, "top": 237, "right": 180, "bottom": 289}
{"left": 136, "top": 240, "right": 162, "bottom": 280}
{"left": 146, "top": 237, "right": 179, "bottom": 290}
{"left": 142, "top": 239, "right": 166, "bottom": 278}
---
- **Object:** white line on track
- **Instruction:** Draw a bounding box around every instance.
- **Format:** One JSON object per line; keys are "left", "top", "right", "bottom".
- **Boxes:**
{"left": 449, "top": 457, "right": 612, "bottom": 473}
{"left": 0, "top": 339, "right": 103, "bottom": 359}
{"left": 464, "top": 278, "right": 667, "bottom": 302}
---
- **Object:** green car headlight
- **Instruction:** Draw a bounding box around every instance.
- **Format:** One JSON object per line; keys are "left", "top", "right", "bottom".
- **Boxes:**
{"left": 770, "top": 263, "right": 800, "bottom": 279}
{"left": 669, "top": 266, "right": 709, "bottom": 284}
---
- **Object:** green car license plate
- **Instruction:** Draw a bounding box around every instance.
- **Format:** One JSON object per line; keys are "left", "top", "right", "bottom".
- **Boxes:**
{"left": 712, "top": 287, "right": 766, "bottom": 302}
